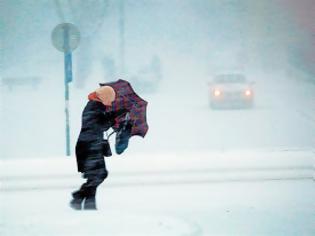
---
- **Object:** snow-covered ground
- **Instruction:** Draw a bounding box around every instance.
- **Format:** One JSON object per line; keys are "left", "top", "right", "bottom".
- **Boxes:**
{"left": 1, "top": 149, "right": 315, "bottom": 190}
{"left": 1, "top": 149, "right": 315, "bottom": 235}
{"left": 2, "top": 179, "right": 315, "bottom": 236}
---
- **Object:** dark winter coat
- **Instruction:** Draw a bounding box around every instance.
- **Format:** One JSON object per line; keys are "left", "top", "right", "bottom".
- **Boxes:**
{"left": 75, "top": 100, "right": 126, "bottom": 173}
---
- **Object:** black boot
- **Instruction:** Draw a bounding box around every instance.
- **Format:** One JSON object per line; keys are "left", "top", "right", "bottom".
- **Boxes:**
{"left": 69, "top": 190, "right": 85, "bottom": 210}
{"left": 84, "top": 196, "right": 97, "bottom": 210}
{"left": 83, "top": 187, "right": 97, "bottom": 210}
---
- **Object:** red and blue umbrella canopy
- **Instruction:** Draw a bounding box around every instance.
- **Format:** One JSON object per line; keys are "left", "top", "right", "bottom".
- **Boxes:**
{"left": 100, "top": 79, "right": 149, "bottom": 138}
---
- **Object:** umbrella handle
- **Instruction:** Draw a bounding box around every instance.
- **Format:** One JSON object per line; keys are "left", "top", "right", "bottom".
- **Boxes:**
{"left": 124, "top": 112, "right": 130, "bottom": 124}
{"left": 105, "top": 112, "right": 131, "bottom": 140}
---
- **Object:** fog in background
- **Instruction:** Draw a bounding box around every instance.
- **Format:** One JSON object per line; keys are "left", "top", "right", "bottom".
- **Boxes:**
{"left": 1, "top": 0, "right": 315, "bottom": 158}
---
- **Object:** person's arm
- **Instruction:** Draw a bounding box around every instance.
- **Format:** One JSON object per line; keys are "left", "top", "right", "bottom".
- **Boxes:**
{"left": 98, "top": 109, "right": 128, "bottom": 129}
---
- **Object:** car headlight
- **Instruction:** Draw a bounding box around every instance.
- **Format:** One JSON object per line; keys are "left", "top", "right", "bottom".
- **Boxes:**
{"left": 214, "top": 89, "right": 221, "bottom": 96}
{"left": 245, "top": 89, "right": 252, "bottom": 96}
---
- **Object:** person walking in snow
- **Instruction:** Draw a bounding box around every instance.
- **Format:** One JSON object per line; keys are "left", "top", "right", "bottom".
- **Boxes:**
{"left": 70, "top": 86, "right": 127, "bottom": 210}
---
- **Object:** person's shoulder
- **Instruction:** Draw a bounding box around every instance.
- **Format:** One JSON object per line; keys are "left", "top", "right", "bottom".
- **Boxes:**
{"left": 84, "top": 100, "right": 105, "bottom": 111}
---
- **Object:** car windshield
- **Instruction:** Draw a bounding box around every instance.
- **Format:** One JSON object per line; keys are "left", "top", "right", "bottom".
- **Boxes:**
{"left": 214, "top": 74, "right": 246, "bottom": 83}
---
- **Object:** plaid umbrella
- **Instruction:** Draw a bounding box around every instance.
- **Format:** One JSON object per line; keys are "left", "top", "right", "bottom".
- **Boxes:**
{"left": 99, "top": 79, "right": 149, "bottom": 138}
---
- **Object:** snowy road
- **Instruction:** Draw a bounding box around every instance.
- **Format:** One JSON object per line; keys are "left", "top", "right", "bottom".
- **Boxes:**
{"left": 1, "top": 178, "right": 314, "bottom": 236}
{"left": 1, "top": 150, "right": 315, "bottom": 235}
{"left": 125, "top": 68, "right": 315, "bottom": 154}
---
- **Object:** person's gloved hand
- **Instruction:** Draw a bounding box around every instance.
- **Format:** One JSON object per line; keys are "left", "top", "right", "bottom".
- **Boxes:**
{"left": 99, "top": 109, "right": 128, "bottom": 128}
{"left": 97, "top": 112, "right": 114, "bottom": 130}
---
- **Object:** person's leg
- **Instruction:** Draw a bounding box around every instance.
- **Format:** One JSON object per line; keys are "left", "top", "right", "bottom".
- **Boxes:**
{"left": 81, "top": 170, "right": 108, "bottom": 209}
{"left": 70, "top": 189, "right": 85, "bottom": 210}
{"left": 70, "top": 141, "right": 88, "bottom": 210}
{"left": 80, "top": 155, "right": 108, "bottom": 210}
{"left": 70, "top": 169, "right": 108, "bottom": 210}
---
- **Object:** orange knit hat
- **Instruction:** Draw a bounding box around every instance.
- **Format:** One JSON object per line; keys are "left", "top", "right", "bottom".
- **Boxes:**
{"left": 95, "top": 86, "right": 116, "bottom": 106}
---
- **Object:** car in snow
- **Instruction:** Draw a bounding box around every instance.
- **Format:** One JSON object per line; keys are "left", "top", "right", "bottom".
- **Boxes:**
{"left": 208, "top": 73, "right": 254, "bottom": 109}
